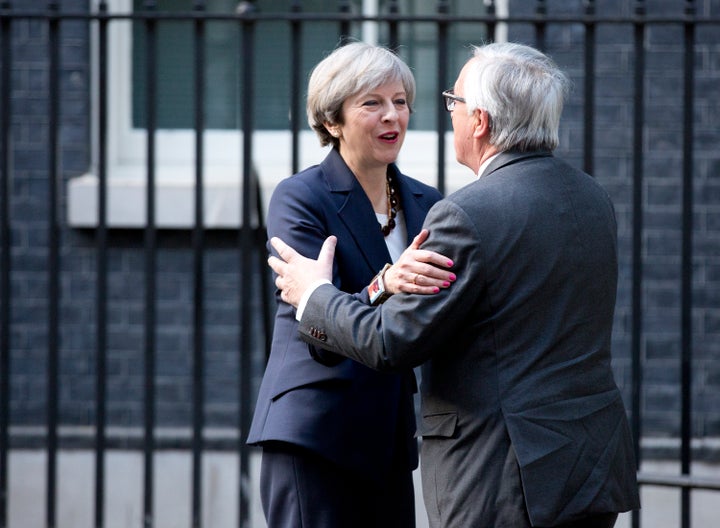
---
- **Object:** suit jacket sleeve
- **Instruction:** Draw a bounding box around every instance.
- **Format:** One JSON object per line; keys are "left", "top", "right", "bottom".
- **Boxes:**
{"left": 299, "top": 198, "right": 483, "bottom": 370}
{"left": 267, "top": 165, "right": 395, "bottom": 366}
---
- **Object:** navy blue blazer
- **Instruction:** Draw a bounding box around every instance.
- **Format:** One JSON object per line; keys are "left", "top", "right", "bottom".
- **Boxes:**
{"left": 247, "top": 148, "right": 443, "bottom": 479}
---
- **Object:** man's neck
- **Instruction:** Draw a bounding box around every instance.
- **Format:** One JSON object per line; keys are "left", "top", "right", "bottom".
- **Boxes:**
{"left": 474, "top": 146, "right": 501, "bottom": 177}
{"left": 477, "top": 151, "right": 501, "bottom": 179}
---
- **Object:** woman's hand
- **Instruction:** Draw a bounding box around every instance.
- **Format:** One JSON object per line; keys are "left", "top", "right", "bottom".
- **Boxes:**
{"left": 383, "top": 229, "right": 456, "bottom": 295}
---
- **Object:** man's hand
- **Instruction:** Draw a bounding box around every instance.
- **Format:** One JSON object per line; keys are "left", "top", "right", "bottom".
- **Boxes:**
{"left": 268, "top": 235, "right": 337, "bottom": 308}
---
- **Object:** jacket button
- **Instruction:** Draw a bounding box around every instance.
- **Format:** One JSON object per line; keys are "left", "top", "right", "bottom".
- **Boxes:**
{"left": 310, "top": 326, "right": 327, "bottom": 342}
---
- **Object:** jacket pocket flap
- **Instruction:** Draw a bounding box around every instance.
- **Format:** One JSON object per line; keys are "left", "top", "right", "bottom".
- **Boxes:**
{"left": 420, "top": 412, "right": 458, "bottom": 438}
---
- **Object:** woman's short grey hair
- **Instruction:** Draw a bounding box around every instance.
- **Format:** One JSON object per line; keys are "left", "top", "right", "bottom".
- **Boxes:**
{"left": 463, "top": 42, "right": 571, "bottom": 152}
{"left": 307, "top": 42, "right": 416, "bottom": 148}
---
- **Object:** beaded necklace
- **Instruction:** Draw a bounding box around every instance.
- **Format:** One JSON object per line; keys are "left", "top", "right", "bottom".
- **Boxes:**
{"left": 380, "top": 173, "right": 399, "bottom": 236}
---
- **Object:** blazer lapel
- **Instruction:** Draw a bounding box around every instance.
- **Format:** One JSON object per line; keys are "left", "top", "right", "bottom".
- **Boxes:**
{"left": 321, "top": 150, "right": 391, "bottom": 272}
{"left": 394, "top": 169, "right": 430, "bottom": 246}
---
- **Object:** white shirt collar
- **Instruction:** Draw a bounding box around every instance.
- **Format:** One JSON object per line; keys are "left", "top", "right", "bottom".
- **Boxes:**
{"left": 477, "top": 152, "right": 502, "bottom": 179}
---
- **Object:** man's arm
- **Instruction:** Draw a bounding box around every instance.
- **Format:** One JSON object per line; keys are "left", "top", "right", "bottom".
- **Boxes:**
{"left": 268, "top": 229, "right": 456, "bottom": 314}
{"left": 268, "top": 199, "right": 483, "bottom": 372}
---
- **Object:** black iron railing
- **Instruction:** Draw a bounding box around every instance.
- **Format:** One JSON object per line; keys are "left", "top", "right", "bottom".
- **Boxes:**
{"left": 1, "top": 1, "right": 719, "bottom": 527}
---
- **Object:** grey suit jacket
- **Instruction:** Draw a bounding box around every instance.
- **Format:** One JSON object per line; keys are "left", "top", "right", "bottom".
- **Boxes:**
{"left": 299, "top": 150, "right": 640, "bottom": 527}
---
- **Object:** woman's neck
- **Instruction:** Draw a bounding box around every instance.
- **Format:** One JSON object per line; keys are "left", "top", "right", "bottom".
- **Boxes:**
{"left": 346, "top": 159, "right": 389, "bottom": 214}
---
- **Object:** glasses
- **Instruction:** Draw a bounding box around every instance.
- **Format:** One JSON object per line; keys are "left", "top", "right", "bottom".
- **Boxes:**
{"left": 442, "top": 89, "right": 466, "bottom": 112}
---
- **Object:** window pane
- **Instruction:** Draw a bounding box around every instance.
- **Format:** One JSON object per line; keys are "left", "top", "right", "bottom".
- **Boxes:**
{"left": 247, "top": 1, "right": 348, "bottom": 129}
{"left": 379, "top": 0, "right": 490, "bottom": 130}
{"left": 133, "top": 0, "right": 240, "bottom": 129}
{"left": 132, "top": 0, "right": 344, "bottom": 130}
{"left": 131, "top": 0, "right": 489, "bottom": 131}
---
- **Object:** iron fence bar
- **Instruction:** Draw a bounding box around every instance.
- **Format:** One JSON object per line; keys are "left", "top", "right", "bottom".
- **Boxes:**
{"left": 237, "top": 4, "right": 255, "bottom": 526}
{"left": 582, "top": 0, "right": 595, "bottom": 175}
{"left": 338, "top": 0, "right": 351, "bottom": 45}
{"left": 387, "top": 0, "right": 399, "bottom": 52}
{"left": 534, "top": 0, "right": 546, "bottom": 51}
{"left": 434, "top": 0, "right": 449, "bottom": 196}
{"left": 630, "top": 3, "right": 646, "bottom": 528}
{"left": 533, "top": 0, "right": 547, "bottom": 52}
{"left": 638, "top": 472, "right": 720, "bottom": 491}
{"left": 0, "top": 2, "right": 11, "bottom": 527}
{"left": 680, "top": 2, "right": 696, "bottom": 528}
{"left": 94, "top": 2, "right": 110, "bottom": 527}
{"left": 486, "top": 0, "right": 496, "bottom": 42}
{"left": 46, "top": 3, "right": 62, "bottom": 526}
{"left": 290, "top": 0, "right": 301, "bottom": 176}
{"left": 4, "top": 9, "right": 720, "bottom": 25}
{"left": 142, "top": 2, "right": 158, "bottom": 526}
{"left": 191, "top": 1, "right": 206, "bottom": 527}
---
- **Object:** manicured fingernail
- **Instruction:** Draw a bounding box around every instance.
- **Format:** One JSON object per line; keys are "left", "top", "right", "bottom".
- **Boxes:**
{"left": 433, "top": 287, "right": 440, "bottom": 293}
{"left": 447, "top": 260, "right": 454, "bottom": 266}
{"left": 443, "top": 281, "right": 450, "bottom": 287}
{"left": 449, "top": 274, "right": 456, "bottom": 281}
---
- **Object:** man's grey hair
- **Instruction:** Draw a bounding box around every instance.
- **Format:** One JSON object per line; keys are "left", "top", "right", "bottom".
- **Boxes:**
{"left": 463, "top": 42, "right": 571, "bottom": 152}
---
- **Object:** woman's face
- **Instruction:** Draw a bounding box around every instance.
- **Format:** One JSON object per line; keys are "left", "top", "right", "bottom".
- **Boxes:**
{"left": 328, "top": 80, "right": 410, "bottom": 175}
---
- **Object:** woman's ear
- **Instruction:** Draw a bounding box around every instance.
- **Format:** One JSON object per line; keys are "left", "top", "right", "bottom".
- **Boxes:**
{"left": 325, "top": 122, "right": 341, "bottom": 138}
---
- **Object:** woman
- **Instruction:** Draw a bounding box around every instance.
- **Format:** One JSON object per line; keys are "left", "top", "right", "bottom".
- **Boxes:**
{"left": 247, "top": 42, "right": 454, "bottom": 528}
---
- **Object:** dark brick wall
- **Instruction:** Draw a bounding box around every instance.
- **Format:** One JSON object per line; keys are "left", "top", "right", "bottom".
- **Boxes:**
{"left": 2, "top": 0, "right": 719, "bottom": 450}
{"left": 3, "top": 0, "right": 270, "bottom": 432}
{"left": 505, "top": 0, "right": 720, "bottom": 442}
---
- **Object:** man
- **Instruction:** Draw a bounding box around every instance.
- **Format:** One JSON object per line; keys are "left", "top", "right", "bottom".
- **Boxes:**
{"left": 268, "top": 42, "right": 640, "bottom": 528}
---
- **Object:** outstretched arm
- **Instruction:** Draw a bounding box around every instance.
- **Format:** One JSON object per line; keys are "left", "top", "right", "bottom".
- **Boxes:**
{"left": 269, "top": 230, "right": 456, "bottom": 308}
{"left": 269, "top": 199, "right": 481, "bottom": 371}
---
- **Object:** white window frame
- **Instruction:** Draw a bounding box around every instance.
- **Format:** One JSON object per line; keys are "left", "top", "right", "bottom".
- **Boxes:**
{"left": 68, "top": 0, "right": 505, "bottom": 228}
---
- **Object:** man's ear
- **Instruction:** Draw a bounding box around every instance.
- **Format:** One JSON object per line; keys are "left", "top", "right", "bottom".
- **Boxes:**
{"left": 472, "top": 109, "right": 491, "bottom": 139}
